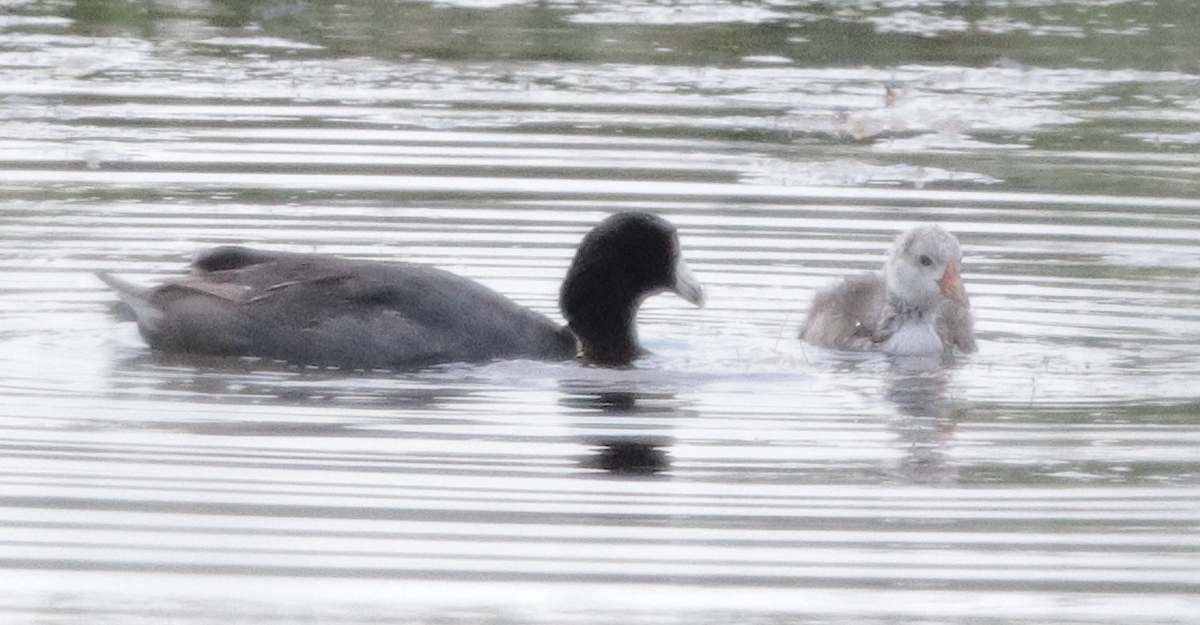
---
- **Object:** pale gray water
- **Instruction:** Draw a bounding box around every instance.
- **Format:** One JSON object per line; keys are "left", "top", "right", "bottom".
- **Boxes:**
{"left": 2, "top": 0, "right": 1200, "bottom": 623}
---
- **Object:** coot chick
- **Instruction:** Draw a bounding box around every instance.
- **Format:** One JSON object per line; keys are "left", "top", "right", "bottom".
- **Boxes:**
{"left": 97, "top": 212, "right": 705, "bottom": 370}
{"left": 800, "top": 225, "right": 975, "bottom": 355}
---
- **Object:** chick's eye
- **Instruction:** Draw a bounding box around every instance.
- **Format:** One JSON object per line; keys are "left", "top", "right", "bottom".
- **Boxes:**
{"left": 918, "top": 254, "right": 934, "bottom": 267}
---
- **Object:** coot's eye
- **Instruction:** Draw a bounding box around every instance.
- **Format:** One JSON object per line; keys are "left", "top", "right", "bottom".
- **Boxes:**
{"left": 918, "top": 254, "right": 934, "bottom": 267}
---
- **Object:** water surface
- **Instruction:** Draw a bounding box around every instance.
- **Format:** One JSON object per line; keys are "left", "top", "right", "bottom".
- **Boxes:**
{"left": 2, "top": 0, "right": 1200, "bottom": 622}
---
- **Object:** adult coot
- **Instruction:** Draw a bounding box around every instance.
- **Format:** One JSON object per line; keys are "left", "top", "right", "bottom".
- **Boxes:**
{"left": 800, "top": 225, "right": 975, "bottom": 355}
{"left": 97, "top": 212, "right": 704, "bottom": 369}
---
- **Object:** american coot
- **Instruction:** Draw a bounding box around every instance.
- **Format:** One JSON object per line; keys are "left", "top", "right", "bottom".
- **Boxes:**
{"left": 97, "top": 212, "right": 705, "bottom": 370}
{"left": 800, "top": 225, "right": 976, "bottom": 355}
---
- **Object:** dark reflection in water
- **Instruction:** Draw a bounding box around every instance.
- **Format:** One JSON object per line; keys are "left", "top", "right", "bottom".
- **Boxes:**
{"left": 588, "top": 438, "right": 671, "bottom": 475}
{"left": 560, "top": 383, "right": 683, "bottom": 476}
{"left": 558, "top": 385, "right": 681, "bottom": 414}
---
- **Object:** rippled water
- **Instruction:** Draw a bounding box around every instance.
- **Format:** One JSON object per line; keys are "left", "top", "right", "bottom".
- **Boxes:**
{"left": 2, "top": 0, "right": 1200, "bottom": 623}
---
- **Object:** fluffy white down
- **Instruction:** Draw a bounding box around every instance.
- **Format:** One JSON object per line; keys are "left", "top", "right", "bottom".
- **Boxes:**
{"left": 882, "top": 321, "right": 943, "bottom": 355}
{"left": 884, "top": 225, "right": 959, "bottom": 308}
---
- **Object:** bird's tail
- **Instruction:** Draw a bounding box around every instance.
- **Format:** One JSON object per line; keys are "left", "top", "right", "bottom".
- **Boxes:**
{"left": 95, "top": 272, "right": 163, "bottom": 330}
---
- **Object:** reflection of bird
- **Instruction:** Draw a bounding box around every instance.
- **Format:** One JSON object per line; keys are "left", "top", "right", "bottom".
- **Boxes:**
{"left": 589, "top": 440, "right": 671, "bottom": 475}
{"left": 801, "top": 225, "right": 975, "bottom": 355}
{"left": 97, "top": 212, "right": 705, "bottom": 370}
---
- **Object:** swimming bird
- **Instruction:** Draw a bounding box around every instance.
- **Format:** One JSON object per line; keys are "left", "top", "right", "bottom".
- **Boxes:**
{"left": 97, "top": 212, "right": 704, "bottom": 370}
{"left": 800, "top": 225, "right": 975, "bottom": 355}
